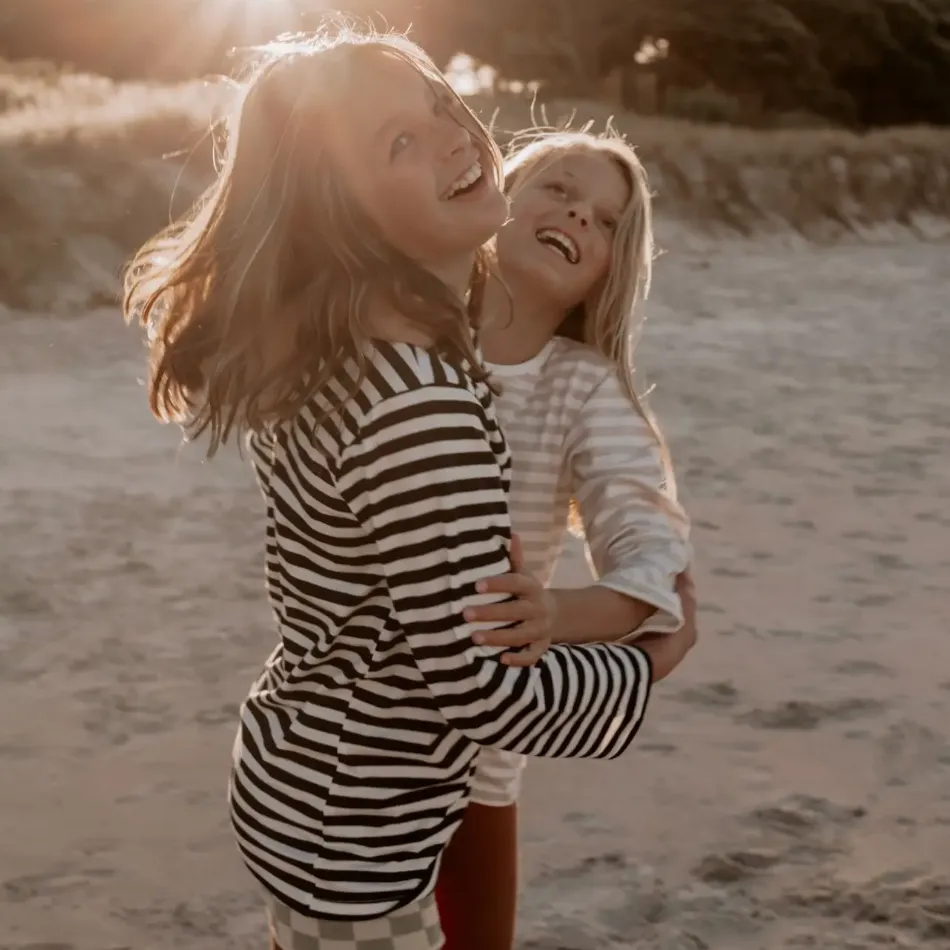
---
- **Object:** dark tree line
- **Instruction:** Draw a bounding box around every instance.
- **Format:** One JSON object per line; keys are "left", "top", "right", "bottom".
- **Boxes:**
{"left": 1, "top": 0, "right": 949, "bottom": 126}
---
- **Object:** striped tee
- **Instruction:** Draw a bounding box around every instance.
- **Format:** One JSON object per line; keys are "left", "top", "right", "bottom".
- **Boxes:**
{"left": 469, "top": 336, "right": 692, "bottom": 807}
{"left": 228, "top": 341, "right": 654, "bottom": 920}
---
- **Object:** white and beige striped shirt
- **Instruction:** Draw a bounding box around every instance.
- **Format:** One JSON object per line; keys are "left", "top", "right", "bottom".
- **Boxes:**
{"left": 470, "top": 336, "right": 692, "bottom": 806}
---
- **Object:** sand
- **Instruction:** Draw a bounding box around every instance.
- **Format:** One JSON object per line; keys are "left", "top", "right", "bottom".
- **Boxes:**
{"left": 2, "top": 228, "right": 949, "bottom": 950}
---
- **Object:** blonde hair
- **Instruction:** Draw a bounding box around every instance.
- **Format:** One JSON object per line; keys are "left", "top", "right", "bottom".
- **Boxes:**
{"left": 504, "top": 128, "right": 677, "bottom": 502}
{"left": 124, "top": 26, "right": 502, "bottom": 456}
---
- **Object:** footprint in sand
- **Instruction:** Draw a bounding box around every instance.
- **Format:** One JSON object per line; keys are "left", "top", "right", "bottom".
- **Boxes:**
{"left": 750, "top": 794, "right": 866, "bottom": 835}
{"left": 674, "top": 681, "right": 740, "bottom": 709}
{"left": 691, "top": 794, "right": 866, "bottom": 893}
{"left": 833, "top": 659, "right": 894, "bottom": 678}
{"left": 773, "top": 871, "right": 950, "bottom": 944}
{"left": 75, "top": 686, "right": 178, "bottom": 745}
{"left": 875, "top": 720, "right": 950, "bottom": 788}
{"left": 3, "top": 866, "right": 116, "bottom": 903}
{"left": 738, "top": 697, "right": 888, "bottom": 731}
{"left": 692, "top": 849, "right": 782, "bottom": 884}
{"left": 194, "top": 702, "right": 240, "bottom": 726}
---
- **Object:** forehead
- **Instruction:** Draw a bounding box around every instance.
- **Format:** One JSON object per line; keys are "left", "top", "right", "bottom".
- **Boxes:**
{"left": 544, "top": 150, "right": 630, "bottom": 212}
{"left": 343, "top": 51, "right": 436, "bottom": 136}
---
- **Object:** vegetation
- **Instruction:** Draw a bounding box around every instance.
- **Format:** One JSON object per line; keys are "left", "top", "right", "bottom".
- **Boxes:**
{"left": 1, "top": 0, "right": 949, "bottom": 127}
{"left": 1, "top": 57, "right": 949, "bottom": 314}
{"left": 1, "top": 2, "right": 949, "bottom": 313}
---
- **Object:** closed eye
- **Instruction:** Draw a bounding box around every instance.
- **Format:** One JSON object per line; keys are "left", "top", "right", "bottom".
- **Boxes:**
{"left": 544, "top": 181, "right": 568, "bottom": 198}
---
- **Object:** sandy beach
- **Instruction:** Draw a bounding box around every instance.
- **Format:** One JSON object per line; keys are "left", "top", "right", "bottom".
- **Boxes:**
{"left": 2, "top": 228, "right": 949, "bottom": 949}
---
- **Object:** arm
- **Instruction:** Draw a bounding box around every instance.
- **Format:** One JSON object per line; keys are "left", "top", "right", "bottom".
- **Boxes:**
{"left": 552, "top": 586, "right": 658, "bottom": 644}
{"left": 554, "top": 369, "right": 692, "bottom": 644}
{"left": 336, "top": 382, "right": 653, "bottom": 759}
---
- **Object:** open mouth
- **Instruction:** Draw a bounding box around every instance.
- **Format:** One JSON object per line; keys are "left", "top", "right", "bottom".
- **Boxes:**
{"left": 536, "top": 228, "right": 580, "bottom": 265}
{"left": 445, "top": 161, "right": 484, "bottom": 199}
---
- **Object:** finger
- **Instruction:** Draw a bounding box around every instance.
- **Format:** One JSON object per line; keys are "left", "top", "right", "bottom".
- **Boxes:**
{"left": 509, "top": 533, "right": 525, "bottom": 575}
{"left": 477, "top": 574, "right": 537, "bottom": 598}
{"left": 501, "top": 639, "right": 550, "bottom": 667}
{"left": 467, "top": 601, "right": 537, "bottom": 626}
{"left": 474, "top": 620, "right": 545, "bottom": 648}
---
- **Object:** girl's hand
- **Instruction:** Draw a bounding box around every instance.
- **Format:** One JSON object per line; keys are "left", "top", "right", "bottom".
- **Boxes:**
{"left": 465, "top": 534, "right": 556, "bottom": 666}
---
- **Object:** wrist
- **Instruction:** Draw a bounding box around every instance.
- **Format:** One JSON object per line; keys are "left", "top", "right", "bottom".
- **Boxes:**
{"left": 544, "top": 589, "right": 568, "bottom": 642}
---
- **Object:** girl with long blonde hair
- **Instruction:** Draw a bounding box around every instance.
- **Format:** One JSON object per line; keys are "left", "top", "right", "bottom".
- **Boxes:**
{"left": 434, "top": 130, "right": 695, "bottom": 950}
{"left": 124, "top": 30, "right": 685, "bottom": 950}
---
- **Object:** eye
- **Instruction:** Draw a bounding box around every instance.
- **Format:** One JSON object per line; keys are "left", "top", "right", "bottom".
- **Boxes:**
{"left": 600, "top": 216, "right": 618, "bottom": 233}
{"left": 390, "top": 132, "right": 413, "bottom": 159}
{"left": 544, "top": 181, "right": 568, "bottom": 198}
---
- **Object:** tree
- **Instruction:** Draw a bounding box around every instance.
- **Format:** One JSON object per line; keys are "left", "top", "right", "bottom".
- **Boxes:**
{"left": 616, "top": 0, "right": 855, "bottom": 120}
{"left": 867, "top": 0, "right": 950, "bottom": 124}
{"left": 2, "top": 0, "right": 949, "bottom": 126}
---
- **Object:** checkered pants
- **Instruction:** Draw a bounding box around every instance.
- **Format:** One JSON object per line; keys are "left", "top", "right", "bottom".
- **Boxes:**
{"left": 264, "top": 890, "right": 444, "bottom": 950}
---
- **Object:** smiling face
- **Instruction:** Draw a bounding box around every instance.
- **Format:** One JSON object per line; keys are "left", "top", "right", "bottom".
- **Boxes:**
{"left": 328, "top": 51, "right": 508, "bottom": 279}
{"left": 496, "top": 149, "right": 632, "bottom": 313}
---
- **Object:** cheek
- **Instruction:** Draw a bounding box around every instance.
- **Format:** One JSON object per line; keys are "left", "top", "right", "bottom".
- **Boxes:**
{"left": 585, "top": 237, "right": 613, "bottom": 284}
{"left": 370, "top": 173, "right": 438, "bottom": 235}
{"left": 506, "top": 191, "right": 547, "bottom": 223}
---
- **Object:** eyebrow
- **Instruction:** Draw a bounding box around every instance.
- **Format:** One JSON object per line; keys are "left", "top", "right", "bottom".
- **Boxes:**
{"left": 373, "top": 81, "right": 437, "bottom": 147}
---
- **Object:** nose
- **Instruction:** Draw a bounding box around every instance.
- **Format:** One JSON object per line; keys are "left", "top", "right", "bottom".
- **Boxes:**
{"left": 438, "top": 117, "right": 472, "bottom": 158}
{"left": 567, "top": 207, "right": 590, "bottom": 229}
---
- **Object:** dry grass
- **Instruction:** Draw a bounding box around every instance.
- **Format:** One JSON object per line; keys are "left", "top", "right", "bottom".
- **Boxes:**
{"left": 1, "top": 60, "right": 949, "bottom": 313}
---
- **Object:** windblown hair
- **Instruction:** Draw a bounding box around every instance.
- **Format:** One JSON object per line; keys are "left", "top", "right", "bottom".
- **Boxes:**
{"left": 504, "top": 128, "right": 677, "bottom": 501}
{"left": 124, "top": 25, "right": 502, "bottom": 455}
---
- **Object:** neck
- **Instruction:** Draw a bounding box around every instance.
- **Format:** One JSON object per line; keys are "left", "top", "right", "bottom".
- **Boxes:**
{"left": 367, "top": 254, "right": 476, "bottom": 347}
{"left": 480, "top": 269, "right": 565, "bottom": 365}
{"left": 428, "top": 254, "right": 476, "bottom": 299}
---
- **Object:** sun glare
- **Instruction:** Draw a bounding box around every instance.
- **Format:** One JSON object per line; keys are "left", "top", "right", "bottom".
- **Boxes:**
{"left": 217, "top": 0, "right": 300, "bottom": 31}
{"left": 120, "top": 0, "right": 309, "bottom": 77}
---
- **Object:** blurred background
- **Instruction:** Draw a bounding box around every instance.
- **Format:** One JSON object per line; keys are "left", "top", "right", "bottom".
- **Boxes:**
{"left": 2, "top": 0, "right": 950, "bottom": 128}
{"left": 2, "top": 6, "right": 950, "bottom": 950}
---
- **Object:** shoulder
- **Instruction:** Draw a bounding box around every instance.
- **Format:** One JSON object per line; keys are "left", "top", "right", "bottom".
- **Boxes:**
{"left": 544, "top": 337, "right": 615, "bottom": 391}
{"left": 360, "top": 342, "right": 487, "bottom": 421}
{"left": 366, "top": 341, "right": 473, "bottom": 394}
{"left": 283, "top": 342, "right": 486, "bottom": 451}
{"left": 539, "top": 338, "right": 632, "bottom": 420}
{"left": 334, "top": 342, "right": 499, "bottom": 458}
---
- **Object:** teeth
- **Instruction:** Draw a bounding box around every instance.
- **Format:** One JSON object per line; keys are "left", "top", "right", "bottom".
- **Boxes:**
{"left": 536, "top": 228, "right": 579, "bottom": 264}
{"left": 447, "top": 161, "right": 482, "bottom": 198}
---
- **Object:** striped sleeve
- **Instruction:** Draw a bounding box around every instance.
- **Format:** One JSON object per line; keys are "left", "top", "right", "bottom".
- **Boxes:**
{"left": 566, "top": 369, "right": 693, "bottom": 637}
{"left": 336, "top": 382, "right": 654, "bottom": 759}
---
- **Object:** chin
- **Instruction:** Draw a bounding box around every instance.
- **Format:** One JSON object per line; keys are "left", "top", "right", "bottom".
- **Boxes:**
{"left": 482, "top": 185, "right": 512, "bottom": 229}
{"left": 465, "top": 192, "right": 511, "bottom": 247}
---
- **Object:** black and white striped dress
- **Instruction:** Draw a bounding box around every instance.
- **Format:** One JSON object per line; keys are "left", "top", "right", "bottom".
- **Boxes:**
{"left": 228, "top": 341, "right": 654, "bottom": 924}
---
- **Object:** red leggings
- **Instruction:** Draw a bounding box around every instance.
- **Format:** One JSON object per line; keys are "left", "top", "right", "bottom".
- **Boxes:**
{"left": 435, "top": 802, "right": 519, "bottom": 950}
